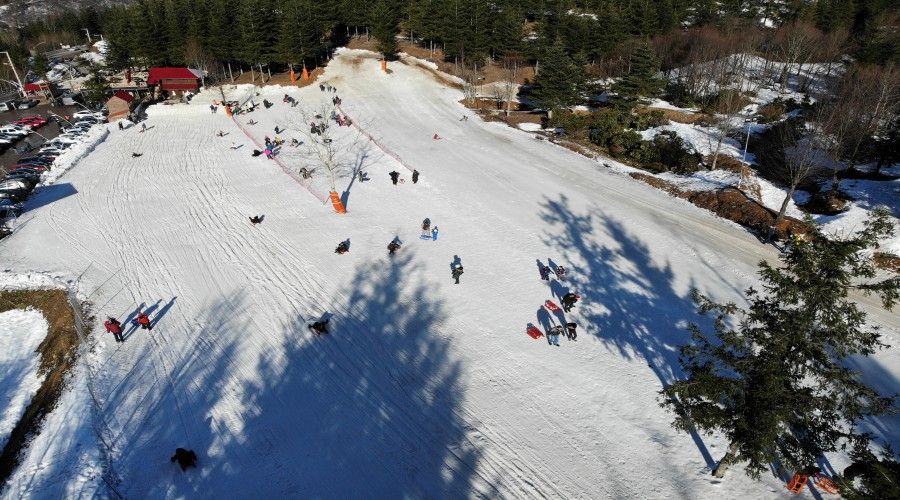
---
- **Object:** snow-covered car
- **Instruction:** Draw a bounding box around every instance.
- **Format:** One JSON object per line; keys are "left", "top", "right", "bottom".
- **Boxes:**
{"left": 38, "top": 146, "right": 68, "bottom": 155}
{"left": 0, "top": 126, "right": 29, "bottom": 137}
{"left": 72, "top": 110, "right": 105, "bottom": 120}
{"left": 49, "top": 136, "right": 79, "bottom": 145}
{"left": 0, "top": 179, "right": 32, "bottom": 192}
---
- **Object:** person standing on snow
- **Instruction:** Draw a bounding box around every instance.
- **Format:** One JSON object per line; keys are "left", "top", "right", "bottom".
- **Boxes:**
{"left": 565, "top": 322, "right": 577, "bottom": 340}
{"left": 136, "top": 312, "right": 153, "bottom": 330}
{"left": 412, "top": 169, "right": 420, "bottom": 183}
{"left": 104, "top": 317, "right": 124, "bottom": 342}
{"left": 389, "top": 171, "right": 399, "bottom": 185}
{"left": 451, "top": 265, "right": 464, "bottom": 284}
{"left": 431, "top": 226, "right": 439, "bottom": 241}
{"left": 539, "top": 265, "right": 551, "bottom": 281}
{"left": 171, "top": 448, "right": 198, "bottom": 471}
{"left": 547, "top": 325, "right": 562, "bottom": 346}
{"left": 387, "top": 240, "right": 401, "bottom": 255}
{"left": 562, "top": 292, "right": 579, "bottom": 312}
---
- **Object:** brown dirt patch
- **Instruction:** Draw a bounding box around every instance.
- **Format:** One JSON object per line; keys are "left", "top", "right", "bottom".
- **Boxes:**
{"left": 638, "top": 106, "right": 709, "bottom": 125}
{"left": 0, "top": 289, "right": 80, "bottom": 485}
{"left": 874, "top": 252, "right": 900, "bottom": 274}
{"left": 628, "top": 173, "right": 810, "bottom": 240}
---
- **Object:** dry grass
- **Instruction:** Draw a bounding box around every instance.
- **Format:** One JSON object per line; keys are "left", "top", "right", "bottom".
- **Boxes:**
{"left": 874, "top": 252, "right": 900, "bottom": 274}
{"left": 0, "top": 289, "right": 80, "bottom": 484}
{"left": 637, "top": 106, "right": 709, "bottom": 125}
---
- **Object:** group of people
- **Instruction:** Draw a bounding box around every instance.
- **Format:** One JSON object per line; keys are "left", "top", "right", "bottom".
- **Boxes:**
{"left": 103, "top": 311, "right": 153, "bottom": 343}
{"left": 388, "top": 169, "right": 420, "bottom": 186}
{"left": 282, "top": 94, "right": 298, "bottom": 107}
{"left": 540, "top": 261, "right": 581, "bottom": 346}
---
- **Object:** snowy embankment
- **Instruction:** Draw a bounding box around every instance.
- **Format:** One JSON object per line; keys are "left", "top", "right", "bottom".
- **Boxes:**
{"left": 0, "top": 309, "right": 48, "bottom": 450}
{"left": 0, "top": 48, "right": 895, "bottom": 499}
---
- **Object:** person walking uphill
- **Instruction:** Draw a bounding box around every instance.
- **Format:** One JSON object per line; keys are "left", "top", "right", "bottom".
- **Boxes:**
{"left": 451, "top": 265, "right": 464, "bottom": 284}
{"left": 105, "top": 317, "right": 124, "bottom": 342}
{"left": 412, "top": 169, "right": 419, "bottom": 184}
{"left": 389, "top": 171, "right": 400, "bottom": 185}
{"left": 136, "top": 312, "right": 153, "bottom": 330}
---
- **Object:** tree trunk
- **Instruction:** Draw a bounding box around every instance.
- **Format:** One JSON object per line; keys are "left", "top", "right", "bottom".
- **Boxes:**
{"left": 228, "top": 62, "right": 234, "bottom": 83}
{"left": 769, "top": 185, "right": 796, "bottom": 241}
{"left": 711, "top": 128, "right": 726, "bottom": 170}
{"left": 712, "top": 442, "right": 741, "bottom": 478}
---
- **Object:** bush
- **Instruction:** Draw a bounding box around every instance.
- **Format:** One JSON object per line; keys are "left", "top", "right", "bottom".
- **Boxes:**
{"left": 757, "top": 100, "right": 786, "bottom": 123}
{"left": 649, "top": 132, "right": 703, "bottom": 173}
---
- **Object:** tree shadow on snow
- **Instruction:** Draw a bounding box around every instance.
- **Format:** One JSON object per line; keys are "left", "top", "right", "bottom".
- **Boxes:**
{"left": 539, "top": 194, "right": 717, "bottom": 470}
{"left": 21, "top": 182, "right": 78, "bottom": 213}
{"left": 108, "top": 253, "right": 486, "bottom": 497}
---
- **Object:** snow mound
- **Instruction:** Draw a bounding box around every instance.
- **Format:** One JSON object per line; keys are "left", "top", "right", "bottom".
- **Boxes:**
{"left": 0, "top": 309, "right": 48, "bottom": 450}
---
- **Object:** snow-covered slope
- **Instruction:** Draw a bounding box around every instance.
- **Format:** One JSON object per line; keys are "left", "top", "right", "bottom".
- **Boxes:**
{"left": 0, "top": 309, "right": 47, "bottom": 451}
{"left": 1, "top": 49, "right": 896, "bottom": 498}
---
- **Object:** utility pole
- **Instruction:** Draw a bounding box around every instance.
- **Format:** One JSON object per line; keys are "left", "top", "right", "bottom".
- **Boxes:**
{"left": 0, "top": 51, "right": 26, "bottom": 97}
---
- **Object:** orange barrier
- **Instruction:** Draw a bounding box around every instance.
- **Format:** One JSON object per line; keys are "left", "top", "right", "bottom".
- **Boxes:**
{"left": 814, "top": 475, "right": 839, "bottom": 494}
{"left": 787, "top": 474, "right": 808, "bottom": 494}
{"left": 302, "top": 67, "right": 310, "bottom": 81}
{"left": 289, "top": 69, "right": 296, "bottom": 83}
{"left": 381, "top": 59, "right": 387, "bottom": 72}
{"left": 224, "top": 105, "right": 232, "bottom": 117}
{"left": 329, "top": 191, "right": 346, "bottom": 214}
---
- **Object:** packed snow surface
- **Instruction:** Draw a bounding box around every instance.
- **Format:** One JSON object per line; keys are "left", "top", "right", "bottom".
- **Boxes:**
{"left": 0, "top": 309, "right": 48, "bottom": 451}
{"left": 1, "top": 49, "right": 897, "bottom": 498}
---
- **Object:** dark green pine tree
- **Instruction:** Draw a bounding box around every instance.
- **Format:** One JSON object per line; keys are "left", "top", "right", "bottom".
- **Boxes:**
{"left": 83, "top": 65, "right": 111, "bottom": 108}
{"left": 627, "top": 0, "right": 659, "bottom": 36}
{"left": 132, "top": 0, "right": 165, "bottom": 66}
{"left": 661, "top": 210, "right": 899, "bottom": 479}
{"left": 164, "top": 0, "right": 188, "bottom": 65}
{"left": 530, "top": 39, "right": 587, "bottom": 118}
{"left": 206, "top": 0, "right": 236, "bottom": 66}
{"left": 614, "top": 39, "right": 663, "bottom": 99}
{"left": 239, "top": 0, "right": 277, "bottom": 69}
{"left": 103, "top": 7, "right": 134, "bottom": 70}
{"left": 491, "top": 1, "right": 524, "bottom": 59}
{"left": 372, "top": 0, "right": 400, "bottom": 60}
{"left": 838, "top": 443, "right": 900, "bottom": 499}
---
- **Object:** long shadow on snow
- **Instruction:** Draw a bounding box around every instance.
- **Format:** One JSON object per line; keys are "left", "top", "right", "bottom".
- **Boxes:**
{"left": 21, "top": 182, "right": 77, "bottom": 213}
{"left": 227, "top": 250, "right": 484, "bottom": 497}
{"left": 112, "top": 253, "right": 483, "bottom": 497}
{"left": 539, "top": 195, "right": 717, "bottom": 469}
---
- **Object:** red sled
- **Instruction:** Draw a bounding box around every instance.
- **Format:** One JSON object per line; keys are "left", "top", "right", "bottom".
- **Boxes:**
{"left": 527, "top": 326, "right": 543, "bottom": 339}
{"left": 544, "top": 300, "right": 561, "bottom": 312}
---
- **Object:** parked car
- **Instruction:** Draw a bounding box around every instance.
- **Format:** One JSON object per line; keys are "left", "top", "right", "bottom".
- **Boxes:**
{"left": 0, "top": 188, "right": 29, "bottom": 203}
{"left": 0, "top": 179, "right": 32, "bottom": 192}
{"left": 17, "top": 156, "right": 54, "bottom": 164}
{"left": 3, "top": 174, "right": 38, "bottom": 189}
{"left": 12, "top": 164, "right": 48, "bottom": 172}
{"left": 49, "top": 136, "right": 80, "bottom": 146}
{"left": 16, "top": 117, "right": 48, "bottom": 127}
{"left": 16, "top": 99, "right": 38, "bottom": 109}
{"left": 0, "top": 136, "right": 13, "bottom": 145}
{"left": 0, "top": 101, "right": 17, "bottom": 112}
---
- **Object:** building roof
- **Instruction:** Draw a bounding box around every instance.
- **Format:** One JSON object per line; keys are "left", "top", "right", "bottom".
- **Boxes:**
{"left": 23, "top": 81, "right": 51, "bottom": 91}
{"left": 147, "top": 67, "right": 200, "bottom": 85}
{"left": 111, "top": 90, "right": 135, "bottom": 103}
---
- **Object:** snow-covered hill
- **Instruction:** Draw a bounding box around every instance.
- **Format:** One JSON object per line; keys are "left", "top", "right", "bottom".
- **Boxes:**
{"left": 1, "top": 49, "right": 897, "bottom": 498}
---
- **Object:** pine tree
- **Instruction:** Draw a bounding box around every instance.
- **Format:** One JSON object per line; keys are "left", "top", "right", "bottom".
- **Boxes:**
{"left": 661, "top": 210, "right": 899, "bottom": 479}
{"left": 239, "top": 0, "right": 277, "bottom": 69}
{"left": 530, "top": 39, "right": 587, "bottom": 118}
{"left": 82, "top": 65, "right": 111, "bottom": 108}
{"left": 372, "top": 0, "right": 400, "bottom": 59}
{"left": 614, "top": 39, "right": 663, "bottom": 98}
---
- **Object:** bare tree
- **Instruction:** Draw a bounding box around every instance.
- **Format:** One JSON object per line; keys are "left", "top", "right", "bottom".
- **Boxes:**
{"left": 499, "top": 55, "right": 521, "bottom": 116}
{"left": 707, "top": 89, "right": 746, "bottom": 171}
{"left": 289, "top": 104, "right": 368, "bottom": 193}
{"left": 760, "top": 117, "right": 826, "bottom": 239}
{"left": 184, "top": 39, "right": 215, "bottom": 88}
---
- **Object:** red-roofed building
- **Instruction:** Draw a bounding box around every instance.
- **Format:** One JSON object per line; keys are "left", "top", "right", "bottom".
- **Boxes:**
{"left": 147, "top": 67, "right": 201, "bottom": 96}
{"left": 107, "top": 90, "right": 135, "bottom": 121}
{"left": 23, "top": 81, "right": 55, "bottom": 98}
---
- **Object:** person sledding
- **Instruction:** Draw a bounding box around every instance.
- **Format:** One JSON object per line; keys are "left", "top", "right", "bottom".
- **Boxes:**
{"left": 451, "top": 265, "right": 464, "bottom": 284}
{"left": 135, "top": 312, "right": 153, "bottom": 330}
{"left": 335, "top": 240, "right": 349, "bottom": 254}
{"left": 309, "top": 319, "right": 329, "bottom": 335}
{"left": 171, "top": 448, "right": 198, "bottom": 471}
{"left": 252, "top": 149, "right": 263, "bottom": 157}
{"left": 131, "top": 152, "right": 143, "bottom": 158}
{"left": 421, "top": 218, "right": 431, "bottom": 237}
{"left": 387, "top": 240, "right": 401, "bottom": 255}
{"left": 389, "top": 171, "right": 400, "bottom": 185}
{"left": 263, "top": 99, "right": 273, "bottom": 109}
{"left": 562, "top": 292, "right": 580, "bottom": 312}
{"left": 249, "top": 215, "right": 263, "bottom": 225}
{"left": 104, "top": 317, "right": 124, "bottom": 342}
{"left": 433, "top": 133, "right": 441, "bottom": 140}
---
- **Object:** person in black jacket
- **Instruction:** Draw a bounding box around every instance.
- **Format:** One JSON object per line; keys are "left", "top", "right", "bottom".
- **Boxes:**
{"left": 562, "top": 292, "right": 579, "bottom": 312}
{"left": 171, "top": 448, "right": 198, "bottom": 471}
{"left": 389, "top": 171, "right": 399, "bottom": 185}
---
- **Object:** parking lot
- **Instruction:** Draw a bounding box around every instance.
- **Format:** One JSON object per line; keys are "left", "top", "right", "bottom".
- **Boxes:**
{"left": 0, "top": 104, "right": 83, "bottom": 170}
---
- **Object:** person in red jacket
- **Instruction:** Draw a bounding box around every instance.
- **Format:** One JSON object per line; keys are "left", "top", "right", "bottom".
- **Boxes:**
{"left": 104, "top": 317, "right": 124, "bottom": 342}
{"left": 136, "top": 312, "right": 153, "bottom": 331}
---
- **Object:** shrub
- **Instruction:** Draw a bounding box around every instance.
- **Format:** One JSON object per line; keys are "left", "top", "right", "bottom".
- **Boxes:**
{"left": 757, "top": 100, "right": 786, "bottom": 123}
